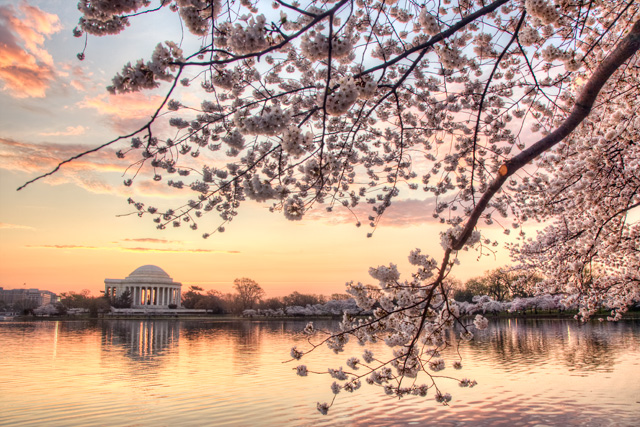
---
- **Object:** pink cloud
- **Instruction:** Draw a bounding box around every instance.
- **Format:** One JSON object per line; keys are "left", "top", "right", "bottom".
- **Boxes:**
{"left": 377, "top": 198, "right": 438, "bottom": 227}
{"left": 39, "top": 125, "right": 87, "bottom": 136}
{"left": 0, "top": 3, "right": 62, "bottom": 98}
{"left": 79, "top": 92, "right": 167, "bottom": 133}
{"left": 306, "top": 198, "right": 438, "bottom": 227}
{"left": 0, "top": 137, "right": 188, "bottom": 198}
{"left": 120, "top": 238, "right": 177, "bottom": 244}
{"left": 121, "top": 247, "right": 240, "bottom": 254}
{"left": 0, "top": 137, "right": 129, "bottom": 195}
{"left": 0, "top": 222, "right": 35, "bottom": 231}
{"left": 18, "top": 3, "right": 62, "bottom": 36}
{"left": 58, "top": 62, "right": 97, "bottom": 93}
{"left": 26, "top": 244, "right": 99, "bottom": 250}
{"left": 25, "top": 244, "right": 239, "bottom": 254}
{"left": 0, "top": 137, "right": 121, "bottom": 174}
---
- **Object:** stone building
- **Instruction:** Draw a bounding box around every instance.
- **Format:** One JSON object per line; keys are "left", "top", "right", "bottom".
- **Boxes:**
{"left": 0, "top": 287, "right": 57, "bottom": 307}
{"left": 104, "top": 265, "right": 182, "bottom": 308}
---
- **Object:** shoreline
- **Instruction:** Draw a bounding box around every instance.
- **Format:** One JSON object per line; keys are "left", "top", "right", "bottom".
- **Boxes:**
{"left": 4, "top": 310, "right": 639, "bottom": 322}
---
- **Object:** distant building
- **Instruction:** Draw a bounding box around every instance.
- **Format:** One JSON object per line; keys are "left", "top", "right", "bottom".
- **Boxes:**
{"left": 0, "top": 287, "right": 58, "bottom": 307}
{"left": 105, "top": 265, "right": 182, "bottom": 309}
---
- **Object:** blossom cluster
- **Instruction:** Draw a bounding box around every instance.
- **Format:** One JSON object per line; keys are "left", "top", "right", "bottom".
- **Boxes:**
{"left": 234, "top": 104, "right": 290, "bottom": 136}
{"left": 217, "top": 14, "right": 269, "bottom": 55}
{"left": 419, "top": 10, "right": 440, "bottom": 36}
{"left": 67, "top": 0, "right": 640, "bottom": 414}
{"left": 281, "top": 125, "right": 314, "bottom": 157}
{"left": 300, "top": 33, "right": 353, "bottom": 62}
{"left": 177, "top": 0, "right": 221, "bottom": 35}
{"left": 318, "top": 76, "right": 360, "bottom": 116}
{"left": 108, "top": 42, "right": 183, "bottom": 94}
{"left": 525, "top": 0, "right": 560, "bottom": 25}
{"left": 294, "top": 254, "right": 488, "bottom": 411}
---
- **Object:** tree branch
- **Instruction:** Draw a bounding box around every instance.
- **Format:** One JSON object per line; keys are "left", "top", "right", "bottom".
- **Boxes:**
{"left": 452, "top": 19, "right": 640, "bottom": 250}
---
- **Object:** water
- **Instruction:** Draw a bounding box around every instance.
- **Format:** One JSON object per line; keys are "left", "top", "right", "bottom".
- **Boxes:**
{"left": 0, "top": 318, "right": 638, "bottom": 426}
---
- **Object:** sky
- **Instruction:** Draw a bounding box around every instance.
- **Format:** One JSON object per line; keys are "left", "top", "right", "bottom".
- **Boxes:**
{"left": 0, "top": 0, "right": 515, "bottom": 298}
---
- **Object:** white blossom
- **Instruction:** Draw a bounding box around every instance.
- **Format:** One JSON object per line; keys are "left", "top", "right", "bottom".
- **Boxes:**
{"left": 51, "top": 0, "right": 640, "bottom": 415}
{"left": 473, "top": 314, "right": 489, "bottom": 330}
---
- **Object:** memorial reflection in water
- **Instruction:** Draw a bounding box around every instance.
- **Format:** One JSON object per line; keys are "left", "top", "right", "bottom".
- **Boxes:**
{"left": 102, "top": 320, "right": 179, "bottom": 360}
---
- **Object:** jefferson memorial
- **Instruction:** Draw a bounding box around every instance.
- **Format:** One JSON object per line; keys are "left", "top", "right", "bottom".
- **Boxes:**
{"left": 105, "top": 265, "right": 182, "bottom": 308}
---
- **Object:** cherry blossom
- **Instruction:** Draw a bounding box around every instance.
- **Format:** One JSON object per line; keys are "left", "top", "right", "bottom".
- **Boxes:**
{"left": 18, "top": 0, "right": 640, "bottom": 414}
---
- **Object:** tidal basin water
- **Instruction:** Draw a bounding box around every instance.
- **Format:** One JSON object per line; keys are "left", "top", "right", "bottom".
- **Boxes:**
{"left": 0, "top": 318, "right": 638, "bottom": 426}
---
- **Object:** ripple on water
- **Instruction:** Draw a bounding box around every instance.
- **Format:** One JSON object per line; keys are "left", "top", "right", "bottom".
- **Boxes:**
{"left": 0, "top": 318, "right": 638, "bottom": 426}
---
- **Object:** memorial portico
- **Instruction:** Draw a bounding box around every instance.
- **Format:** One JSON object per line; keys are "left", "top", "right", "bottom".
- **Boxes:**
{"left": 105, "top": 265, "right": 182, "bottom": 308}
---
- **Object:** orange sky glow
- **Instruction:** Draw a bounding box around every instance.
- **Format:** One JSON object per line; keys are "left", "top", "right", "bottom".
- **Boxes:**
{"left": 0, "top": 1, "right": 515, "bottom": 299}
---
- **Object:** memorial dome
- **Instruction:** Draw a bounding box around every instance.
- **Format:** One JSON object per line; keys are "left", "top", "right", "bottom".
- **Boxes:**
{"left": 125, "top": 265, "right": 173, "bottom": 282}
{"left": 129, "top": 265, "right": 169, "bottom": 277}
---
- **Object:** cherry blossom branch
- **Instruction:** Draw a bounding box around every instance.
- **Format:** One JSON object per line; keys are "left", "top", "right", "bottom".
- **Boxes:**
{"left": 353, "top": 0, "right": 511, "bottom": 80}
{"left": 452, "top": 19, "right": 640, "bottom": 251}
{"left": 470, "top": 12, "right": 527, "bottom": 203}
{"left": 17, "top": 67, "right": 185, "bottom": 191}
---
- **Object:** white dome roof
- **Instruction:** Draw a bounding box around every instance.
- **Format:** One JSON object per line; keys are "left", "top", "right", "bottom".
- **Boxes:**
{"left": 125, "top": 265, "right": 174, "bottom": 283}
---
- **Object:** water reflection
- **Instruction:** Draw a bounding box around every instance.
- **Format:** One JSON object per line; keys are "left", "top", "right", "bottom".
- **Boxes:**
{"left": 0, "top": 318, "right": 638, "bottom": 426}
{"left": 465, "top": 319, "right": 638, "bottom": 373}
{"left": 101, "top": 320, "right": 179, "bottom": 361}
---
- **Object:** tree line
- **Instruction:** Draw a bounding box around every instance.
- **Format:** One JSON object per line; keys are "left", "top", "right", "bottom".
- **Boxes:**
{"left": 21, "top": 267, "right": 630, "bottom": 318}
{"left": 25, "top": 277, "right": 347, "bottom": 316}
{"left": 180, "top": 278, "right": 350, "bottom": 314}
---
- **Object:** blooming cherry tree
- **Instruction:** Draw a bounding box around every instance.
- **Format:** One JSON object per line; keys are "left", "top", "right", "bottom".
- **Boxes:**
{"left": 19, "top": 0, "right": 640, "bottom": 413}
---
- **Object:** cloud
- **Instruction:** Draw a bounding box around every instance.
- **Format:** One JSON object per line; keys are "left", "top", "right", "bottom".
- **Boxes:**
{"left": 120, "top": 238, "right": 177, "bottom": 244}
{"left": 40, "top": 126, "right": 87, "bottom": 136}
{"left": 121, "top": 247, "right": 241, "bottom": 254}
{"left": 305, "top": 198, "right": 438, "bottom": 227}
{"left": 0, "top": 222, "right": 35, "bottom": 230}
{"left": 69, "top": 66, "right": 95, "bottom": 92}
{"left": 25, "top": 244, "right": 240, "bottom": 254}
{"left": 0, "top": 3, "right": 62, "bottom": 98}
{"left": 0, "top": 137, "right": 121, "bottom": 175}
{"left": 377, "top": 198, "right": 439, "bottom": 227}
{"left": 56, "top": 62, "right": 97, "bottom": 93}
{"left": 26, "top": 244, "right": 98, "bottom": 250}
{"left": 0, "top": 137, "right": 192, "bottom": 199}
{"left": 79, "top": 92, "right": 166, "bottom": 133}
{"left": 0, "top": 136, "right": 127, "bottom": 195}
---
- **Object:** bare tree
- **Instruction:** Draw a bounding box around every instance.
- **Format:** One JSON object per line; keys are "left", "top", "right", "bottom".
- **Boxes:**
{"left": 233, "top": 277, "right": 265, "bottom": 311}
